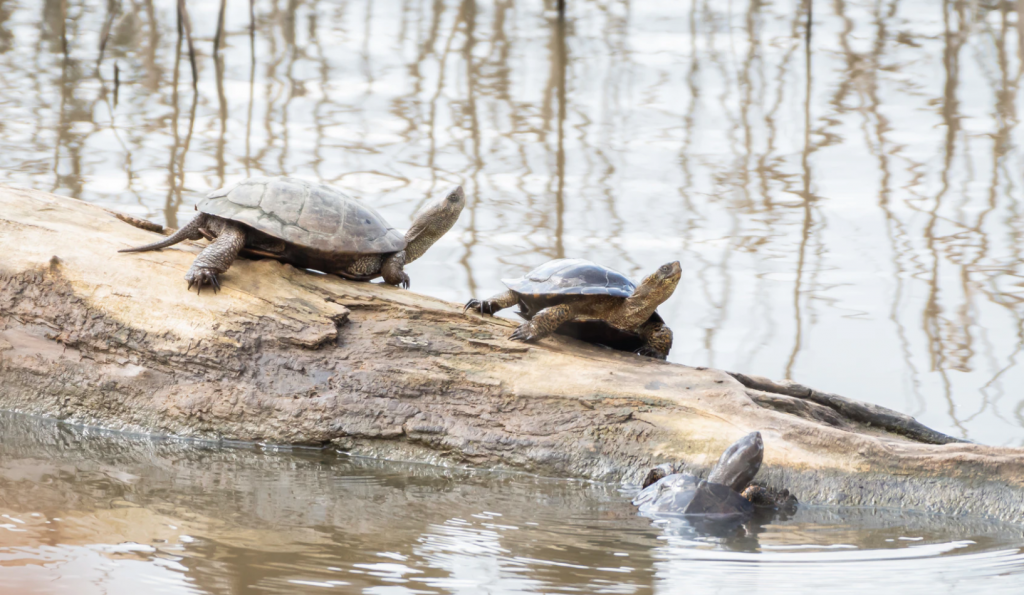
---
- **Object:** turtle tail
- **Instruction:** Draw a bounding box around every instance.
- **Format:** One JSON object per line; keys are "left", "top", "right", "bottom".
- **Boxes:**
{"left": 118, "top": 214, "right": 207, "bottom": 253}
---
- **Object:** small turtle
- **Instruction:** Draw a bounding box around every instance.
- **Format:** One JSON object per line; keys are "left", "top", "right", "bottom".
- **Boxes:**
{"left": 464, "top": 259, "right": 681, "bottom": 359}
{"left": 119, "top": 177, "right": 465, "bottom": 292}
{"left": 633, "top": 432, "right": 797, "bottom": 516}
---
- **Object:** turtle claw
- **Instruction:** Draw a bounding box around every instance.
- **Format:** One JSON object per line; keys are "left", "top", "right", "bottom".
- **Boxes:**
{"left": 635, "top": 346, "right": 667, "bottom": 360}
{"left": 509, "top": 323, "right": 537, "bottom": 342}
{"left": 185, "top": 268, "right": 221, "bottom": 295}
{"left": 464, "top": 299, "right": 484, "bottom": 314}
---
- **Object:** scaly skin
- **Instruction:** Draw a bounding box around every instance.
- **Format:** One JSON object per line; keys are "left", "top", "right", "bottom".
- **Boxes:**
{"left": 465, "top": 261, "right": 682, "bottom": 358}
{"left": 404, "top": 186, "right": 465, "bottom": 263}
{"left": 463, "top": 289, "right": 518, "bottom": 315}
{"left": 118, "top": 213, "right": 207, "bottom": 253}
{"left": 509, "top": 303, "right": 576, "bottom": 342}
{"left": 338, "top": 186, "right": 465, "bottom": 287}
{"left": 347, "top": 253, "right": 386, "bottom": 276}
{"left": 185, "top": 219, "right": 247, "bottom": 293}
{"left": 380, "top": 251, "right": 410, "bottom": 288}
{"left": 741, "top": 485, "right": 798, "bottom": 511}
{"left": 637, "top": 318, "right": 673, "bottom": 360}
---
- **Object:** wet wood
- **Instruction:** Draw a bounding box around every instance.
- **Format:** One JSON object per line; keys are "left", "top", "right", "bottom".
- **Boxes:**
{"left": 3, "top": 185, "right": 1024, "bottom": 522}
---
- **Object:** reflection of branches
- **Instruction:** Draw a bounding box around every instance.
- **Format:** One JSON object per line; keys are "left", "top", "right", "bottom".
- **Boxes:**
{"left": 848, "top": 0, "right": 928, "bottom": 416}
{"left": 254, "top": 0, "right": 287, "bottom": 174}
{"left": 96, "top": 0, "right": 120, "bottom": 71}
{"left": 784, "top": 0, "right": 816, "bottom": 380}
{"left": 245, "top": 0, "right": 257, "bottom": 176}
{"left": 549, "top": 5, "right": 566, "bottom": 259}
{"left": 309, "top": 3, "right": 330, "bottom": 179}
{"left": 175, "top": 0, "right": 197, "bottom": 89}
{"left": 214, "top": 1, "right": 228, "bottom": 188}
{"left": 587, "top": 0, "right": 638, "bottom": 273}
{"left": 278, "top": 0, "right": 303, "bottom": 174}
{"left": 955, "top": 3, "right": 1023, "bottom": 428}
{"left": 919, "top": 0, "right": 968, "bottom": 436}
{"left": 458, "top": 0, "right": 481, "bottom": 297}
{"left": 164, "top": 13, "right": 198, "bottom": 227}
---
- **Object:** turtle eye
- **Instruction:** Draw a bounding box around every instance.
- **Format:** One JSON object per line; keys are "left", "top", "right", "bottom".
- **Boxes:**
{"left": 447, "top": 193, "right": 460, "bottom": 203}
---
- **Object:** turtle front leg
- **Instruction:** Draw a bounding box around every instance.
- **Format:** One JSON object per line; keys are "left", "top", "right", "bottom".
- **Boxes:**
{"left": 185, "top": 221, "right": 247, "bottom": 294}
{"left": 380, "top": 251, "right": 410, "bottom": 289}
{"left": 509, "top": 303, "right": 577, "bottom": 343}
{"left": 464, "top": 289, "right": 518, "bottom": 315}
{"left": 636, "top": 319, "right": 673, "bottom": 360}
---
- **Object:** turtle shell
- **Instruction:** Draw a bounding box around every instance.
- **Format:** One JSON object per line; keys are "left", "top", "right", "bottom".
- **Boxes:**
{"left": 633, "top": 474, "right": 754, "bottom": 517}
{"left": 198, "top": 176, "right": 406, "bottom": 255}
{"left": 503, "top": 259, "right": 662, "bottom": 351}
{"left": 503, "top": 258, "right": 636, "bottom": 298}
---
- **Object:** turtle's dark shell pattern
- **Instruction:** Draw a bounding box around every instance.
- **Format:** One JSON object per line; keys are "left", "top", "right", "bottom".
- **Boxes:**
{"left": 633, "top": 474, "right": 755, "bottom": 516}
{"left": 199, "top": 176, "right": 406, "bottom": 255}
{"left": 503, "top": 258, "right": 636, "bottom": 299}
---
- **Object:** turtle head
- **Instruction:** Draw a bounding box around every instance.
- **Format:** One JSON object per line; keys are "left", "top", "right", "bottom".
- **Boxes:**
{"left": 404, "top": 185, "right": 466, "bottom": 263}
{"left": 706, "top": 431, "right": 763, "bottom": 492}
{"left": 625, "top": 261, "right": 681, "bottom": 319}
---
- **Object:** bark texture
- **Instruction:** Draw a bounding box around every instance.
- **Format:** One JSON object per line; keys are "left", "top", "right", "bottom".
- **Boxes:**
{"left": 3, "top": 186, "right": 1024, "bottom": 522}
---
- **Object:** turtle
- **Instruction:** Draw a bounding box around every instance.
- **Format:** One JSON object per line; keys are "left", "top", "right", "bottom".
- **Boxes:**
{"left": 633, "top": 431, "right": 797, "bottom": 516}
{"left": 463, "top": 258, "right": 682, "bottom": 359}
{"left": 118, "top": 176, "right": 465, "bottom": 292}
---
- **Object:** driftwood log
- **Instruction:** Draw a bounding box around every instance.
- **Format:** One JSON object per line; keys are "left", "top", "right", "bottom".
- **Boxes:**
{"left": 2, "top": 185, "right": 1024, "bottom": 522}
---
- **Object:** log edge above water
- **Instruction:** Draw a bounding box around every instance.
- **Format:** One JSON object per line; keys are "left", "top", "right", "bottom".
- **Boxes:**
{"left": 2, "top": 184, "right": 1023, "bottom": 522}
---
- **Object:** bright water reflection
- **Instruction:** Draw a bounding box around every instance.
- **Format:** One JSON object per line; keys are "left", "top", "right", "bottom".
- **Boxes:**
{"left": 1, "top": 0, "right": 1024, "bottom": 444}
{"left": 1, "top": 412, "right": 1024, "bottom": 594}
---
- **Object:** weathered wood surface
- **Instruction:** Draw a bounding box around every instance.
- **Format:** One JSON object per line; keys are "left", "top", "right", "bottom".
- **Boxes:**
{"left": 2, "top": 185, "right": 1024, "bottom": 522}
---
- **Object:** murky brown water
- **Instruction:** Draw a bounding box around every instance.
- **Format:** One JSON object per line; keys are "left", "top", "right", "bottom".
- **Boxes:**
{"left": 2, "top": 0, "right": 1023, "bottom": 443}
{"left": 2, "top": 412, "right": 1024, "bottom": 595}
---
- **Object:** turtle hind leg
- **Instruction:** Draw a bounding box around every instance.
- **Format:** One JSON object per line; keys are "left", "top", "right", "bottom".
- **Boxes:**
{"left": 119, "top": 213, "right": 206, "bottom": 253}
{"left": 185, "top": 220, "right": 247, "bottom": 294}
{"left": 636, "top": 319, "right": 673, "bottom": 359}
{"left": 464, "top": 289, "right": 517, "bottom": 315}
{"left": 509, "top": 303, "right": 577, "bottom": 343}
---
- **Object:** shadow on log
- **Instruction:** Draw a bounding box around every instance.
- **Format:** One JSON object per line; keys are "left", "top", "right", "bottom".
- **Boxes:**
{"left": 2, "top": 185, "right": 1024, "bottom": 522}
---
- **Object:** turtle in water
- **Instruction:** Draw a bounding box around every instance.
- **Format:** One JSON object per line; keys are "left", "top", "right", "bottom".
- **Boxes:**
{"left": 633, "top": 432, "right": 797, "bottom": 516}
{"left": 463, "top": 259, "right": 682, "bottom": 359}
{"left": 119, "top": 176, "right": 465, "bottom": 292}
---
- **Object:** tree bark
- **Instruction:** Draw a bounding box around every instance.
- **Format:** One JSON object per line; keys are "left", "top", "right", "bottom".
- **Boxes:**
{"left": 3, "top": 185, "right": 1024, "bottom": 522}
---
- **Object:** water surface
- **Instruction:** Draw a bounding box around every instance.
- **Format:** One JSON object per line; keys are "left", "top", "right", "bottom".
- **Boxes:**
{"left": 2, "top": 412, "right": 1024, "bottom": 594}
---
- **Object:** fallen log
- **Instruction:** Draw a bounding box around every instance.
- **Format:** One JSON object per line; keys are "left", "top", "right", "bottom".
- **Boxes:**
{"left": 2, "top": 185, "right": 1024, "bottom": 522}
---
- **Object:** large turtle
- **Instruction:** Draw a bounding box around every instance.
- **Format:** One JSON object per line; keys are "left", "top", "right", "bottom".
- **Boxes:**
{"left": 119, "top": 176, "right": 465, "bottom": 292}
{"left": 633, "top": 432, "right": 797, "bottom": 516}
{"left": 464, "top": 258, "right": 681, "bottom": 359}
